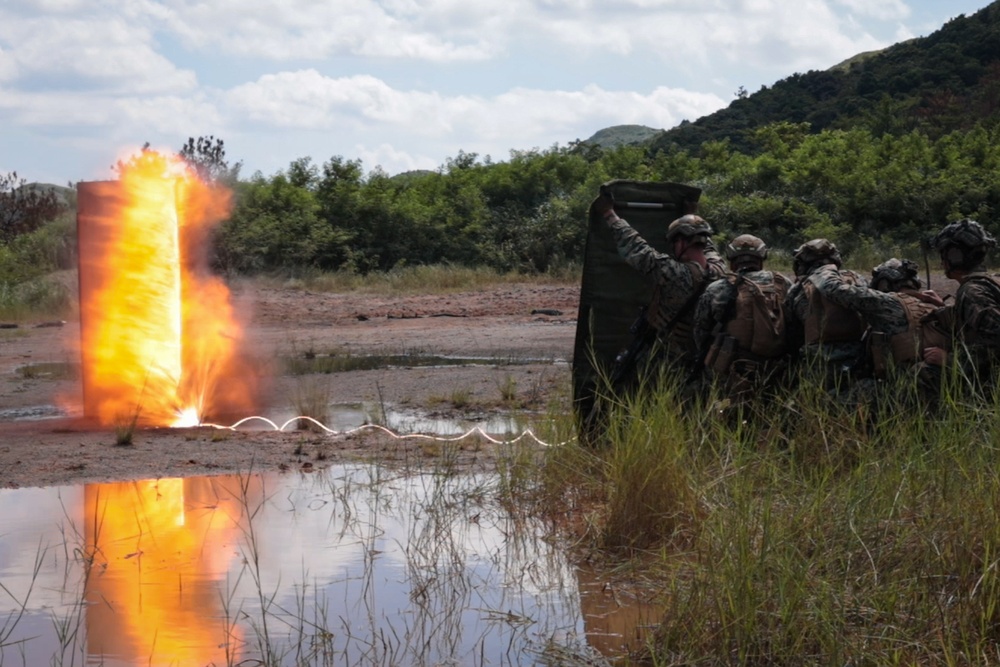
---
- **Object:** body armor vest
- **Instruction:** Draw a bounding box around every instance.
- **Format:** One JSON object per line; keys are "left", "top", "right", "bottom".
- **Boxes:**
{"left": 802, "top": 277, "right": 867, "bottom": 345}
{"left": 870, "top": 291, "right": 946, "bottom": 377}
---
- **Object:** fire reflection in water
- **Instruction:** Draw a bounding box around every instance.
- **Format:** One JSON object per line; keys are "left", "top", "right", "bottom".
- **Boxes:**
{"left": 82, "top": 475, "right": 263, "bottom": 665}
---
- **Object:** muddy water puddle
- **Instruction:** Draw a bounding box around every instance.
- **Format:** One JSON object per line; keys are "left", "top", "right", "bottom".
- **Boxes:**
{"left": 0, "top": 465, "right": 659, "bottom": 666}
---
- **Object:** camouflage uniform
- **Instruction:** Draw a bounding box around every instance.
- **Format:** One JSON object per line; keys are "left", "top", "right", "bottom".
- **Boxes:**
{"left": 787, "top": 267, "right": 868, "bottom": 365}
{"left": 928, "top": 219, "right": 1000, "bottom": 397}
{"left": 806, "top": 261, "right": 946, "bottom": 407}
{"left": 605, "top": 215, "right": 727, "bottom": 367}
{"left": 934, "top": 273, "right": 1000, "bottom": 387}
{"left": 693, "top": 269, "right": 791, "bottom": 402}
{"left": 785, "top": 250, "right": 869, "bottom": 392}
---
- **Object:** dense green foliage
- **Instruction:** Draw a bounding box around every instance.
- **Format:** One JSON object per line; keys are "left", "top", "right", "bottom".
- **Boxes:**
{"left": 0, "top": 173, "right": 67, "bottom": 244}
{"left": 210, "top": 118, "right": 1000, "bottom": 274}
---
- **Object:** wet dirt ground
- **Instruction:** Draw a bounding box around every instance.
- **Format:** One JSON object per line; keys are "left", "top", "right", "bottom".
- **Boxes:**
{"left": 0, "top": 268, "right": 962, "bottom": 490}
{"left": 0, "top": 280, "right": 581, "bottom": 489}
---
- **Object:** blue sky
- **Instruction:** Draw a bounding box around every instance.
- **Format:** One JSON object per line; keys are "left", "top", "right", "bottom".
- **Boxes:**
{"left": 0, "top": 0, "right": 992, "bottom": 185}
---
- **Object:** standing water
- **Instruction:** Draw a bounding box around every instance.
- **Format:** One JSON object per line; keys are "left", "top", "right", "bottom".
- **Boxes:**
{"left": 0, "top": 464, "right": 656, "bottom": 666}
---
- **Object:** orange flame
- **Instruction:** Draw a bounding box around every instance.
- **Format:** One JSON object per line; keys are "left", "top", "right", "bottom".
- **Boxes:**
{"left": 77, "top": 151, "right": 261, "bottom": 426}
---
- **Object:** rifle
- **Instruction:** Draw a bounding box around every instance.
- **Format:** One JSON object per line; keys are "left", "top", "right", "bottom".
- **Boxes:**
{"left": 608, "top": 306, "right": 657, "bottom": 391}
{"left": 614, "top": 273, "right": 717, "bottom": 391}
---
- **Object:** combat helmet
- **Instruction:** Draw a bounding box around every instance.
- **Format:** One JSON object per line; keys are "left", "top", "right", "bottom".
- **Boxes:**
{"left": 665, "top": 214, "right": 712, "bottom": 258}
{"left": 930, "top": 218, "right": 996, "bottom": 270}
{"left": 792, "top": 238, "right": 842, "bottom": 277}
{"left": 871, "top": 258, "right": 921, "bottom": 292}
{"left": 726, "top": 234, "right": 768, "bottom": 272}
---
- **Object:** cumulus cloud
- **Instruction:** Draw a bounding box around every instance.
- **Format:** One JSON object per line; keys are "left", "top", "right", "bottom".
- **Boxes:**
{"left": 0, "top": 48, "right": 17, "bottom": 83}
{"left": 835, "top": 0, "right": 910, "bottom": 21}
{"left": 226, "top": 71, "right": 724, "bottom": 138}
{"left": 528, "top": 0, "right": 890, "bottom": 77}
{"left": 355, "top": 142, "right": 441, "bottom": 174}
{"left": 228, "top": 71, "right": 458, "bottom": 131}
{"left": 149, "top": 0, "right": 501, "bottom": 61}
{"left": 0, "top": 12, "right": 196, "bottom": 94}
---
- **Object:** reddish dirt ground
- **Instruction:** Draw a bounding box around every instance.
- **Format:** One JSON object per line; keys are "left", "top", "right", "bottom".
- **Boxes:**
{"left": 0, "top": 281, "right": 581, "bottom": 489}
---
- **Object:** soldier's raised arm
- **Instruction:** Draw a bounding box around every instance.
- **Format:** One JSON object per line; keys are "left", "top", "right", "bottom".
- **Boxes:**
{"left": 591, "top": 192, "right": 721, "bottom": 291}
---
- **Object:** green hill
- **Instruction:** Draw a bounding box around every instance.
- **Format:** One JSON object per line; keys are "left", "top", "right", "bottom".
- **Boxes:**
{"left": 23, "top": 182, "right": 75, "bottom": 208}
{"left": 645, "top": 1, "right": 1000, "bottom": 155}
{"left": 583, "top": 125, "right": 662, "bottom": 149}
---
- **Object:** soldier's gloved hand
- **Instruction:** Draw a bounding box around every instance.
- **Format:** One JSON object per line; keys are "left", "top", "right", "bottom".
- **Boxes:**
{"left": 590, "top": 187, "right": 617, "bottom": 220}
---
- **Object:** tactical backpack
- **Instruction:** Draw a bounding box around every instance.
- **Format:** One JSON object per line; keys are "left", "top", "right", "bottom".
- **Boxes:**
{"left": 801, "top": 274, "right": 867, "bottom": 345}
{"left": 706, "top": 272, "right": 791, "bottom": 374}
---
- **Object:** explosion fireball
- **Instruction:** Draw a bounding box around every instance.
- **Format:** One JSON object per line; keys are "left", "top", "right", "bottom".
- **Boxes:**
{"left": 76, "top": 151, "right": 261, "bottom": 427}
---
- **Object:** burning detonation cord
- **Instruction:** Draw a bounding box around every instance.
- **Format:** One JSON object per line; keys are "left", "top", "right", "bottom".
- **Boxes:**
{"left": 200, "top": 416, "right": 575, "bottom": 448}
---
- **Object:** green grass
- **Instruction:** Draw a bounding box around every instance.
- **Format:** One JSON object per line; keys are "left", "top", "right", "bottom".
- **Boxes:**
{"left": 539, "top": 368, "right": 1000, "bottom": 664}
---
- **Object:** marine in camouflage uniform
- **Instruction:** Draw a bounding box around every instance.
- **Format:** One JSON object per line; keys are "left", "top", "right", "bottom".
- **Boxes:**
{"left": 590, "top": 192, "right": 727, "bottom": 388}
{"left": 807, "top": 258, "right": 946, "bottom": 408}
{"left": 784, "top": 239, "right": 868, "bottom": 392}
{"left": 924, "top": 219, "right": 1000, "bottom": 398}
{"left": 693, "top": 234, "right": 792, "bottom": 407}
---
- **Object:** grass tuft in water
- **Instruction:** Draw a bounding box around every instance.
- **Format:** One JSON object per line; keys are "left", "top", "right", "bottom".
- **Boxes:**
{"left": 291, "top": 376, "right": 332, "bottom": 431}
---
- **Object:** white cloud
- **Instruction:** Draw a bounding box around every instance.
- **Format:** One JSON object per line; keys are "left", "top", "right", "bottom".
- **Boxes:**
{"left": 227, "top": 71, "right": 456, "bottom": 131}
{"left": 226, "top": 71, "right": 725, "bottom": 141}
{"left": 835, "top": 0, "right": 910, "bottom": 21}
{"left": 152, "top": 0, "right": 500, "bottom": 61}
{"left": 356, "top": 143, "right": 440, "bottom": 174}
{"left": 0, "top": 49, "right": 17, "bottom": 83}
{"left": 114, "top": 96, "right": 224, "bottom": 136}
{"left": 0, "top": 13, "right": 196, "bottom": 94}
{"left": 0, "top": 0, "right": 981, "bottom": 185}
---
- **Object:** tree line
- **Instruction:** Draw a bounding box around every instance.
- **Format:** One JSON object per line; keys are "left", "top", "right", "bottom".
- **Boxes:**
{"left": 210, "top": 118, "right": 1000, "bottom": 275}
{"left": 2, "top": 118, "right": 1000, "bottom": 288}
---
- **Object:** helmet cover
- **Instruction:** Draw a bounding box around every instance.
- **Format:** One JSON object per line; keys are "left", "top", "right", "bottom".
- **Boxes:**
{"left": 726, "top": 234, "right": 768, "bottom": 260}
{"left": 665, "top": 214, "right": 713, "bottom": 245}
{"left": 931, "top": 219, "right": 995, "bottom": 269}
{"left": 871, "top": 258, "right": 921, "bottom": 292}
{"left": 792, "top": 238, "right": 842, "bottom": 276}
{"left": 931, "top": 219, "right": 996, "bottom": 253}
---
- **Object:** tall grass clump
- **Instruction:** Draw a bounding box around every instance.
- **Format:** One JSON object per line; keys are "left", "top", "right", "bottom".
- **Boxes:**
{"left": 545, "top": 364, "right": 1000, "bottom": 663}
{"left": 291, "top": 376, "right": 332, "bottom": 431}
{"left": 543, "top": 369, "right": 710, "bottom": 553}
{"left": 599, "top": 380, "right": 706, "bottom": 551}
